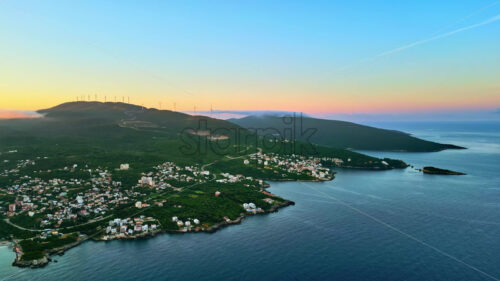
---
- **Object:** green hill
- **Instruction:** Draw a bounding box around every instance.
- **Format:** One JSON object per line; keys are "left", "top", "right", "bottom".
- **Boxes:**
{"left": 229, "top": 115, "right": 464, "bottom": 152}
{"left": 0, "top": 106, "right": 422, "bottom": 264}
{"left": 0, "top": 102, "right": 407, "bottom": 172}
{"left": 36, "top": 101, "right": 239, "bottom": 136}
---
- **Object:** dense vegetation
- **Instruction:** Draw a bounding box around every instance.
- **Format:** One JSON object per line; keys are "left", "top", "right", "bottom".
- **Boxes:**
{"left": 229, "top": 115, "right": 464, "bottom": 152}
{"left": 19, "top": 233, "right": 79, "bottom": 261}
{"left": 0, "top": 102, "right": 411, "bottom": 263}
{"left": 422, "top": 166, "right": 465, "bottom": 175}
{"left": 0, "top": 218, "right": 38, "bottom": 240}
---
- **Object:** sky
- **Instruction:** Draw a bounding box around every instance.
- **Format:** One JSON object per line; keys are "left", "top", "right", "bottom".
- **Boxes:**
{"left": 0, "top": 0, "right": 499, "bottom": 118}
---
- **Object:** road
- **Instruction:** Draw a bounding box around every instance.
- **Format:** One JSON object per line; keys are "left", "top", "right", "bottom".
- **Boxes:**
{"left": 4, "top": 214, "right": 114, "bottom": 232}
{"left": 3, "top": 218, "right": 40, "bottom": 232}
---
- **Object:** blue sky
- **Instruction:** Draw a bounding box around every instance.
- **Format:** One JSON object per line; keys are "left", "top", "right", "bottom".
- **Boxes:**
{"left": 1, "top": 0, "right": 499, "bottom": 115}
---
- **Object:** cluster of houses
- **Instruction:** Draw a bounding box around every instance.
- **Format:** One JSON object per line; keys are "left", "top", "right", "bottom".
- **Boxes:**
{"left": 135, "top": 162, "right": 211, "bottom": 191}
{"left": 321, "top": 157, "right": 346, "bottom": 166}
{"left": 216, "top": 173, "right": 250, "bottom": 183}
{"left": 246, "top": 152, "right": 333, "bottom": 180}
{"left": 0, "top": 161, "right": 137, "bottom": 229}
{"left": 103, "top": 216, "right": 159, "bottom": 239}
{"left": 172, "top": 216, "right": 201, "bottom": 231}
{"left": 0, "top": 148, "right": 35, "bottom": 176}
{"left": 1, "top": 156, "right": 261, "bottom": 233}
{"left": 320, "top": 156, "right": 389, "bottom": 167}
{"left": 242, "top": 202, "right": 264, "bottom": 214}
{"left": 39, "top": 229, "right": 64, "bottom": 239}
{"left": 1, "top": 149, "right": 308, "bottom": 240}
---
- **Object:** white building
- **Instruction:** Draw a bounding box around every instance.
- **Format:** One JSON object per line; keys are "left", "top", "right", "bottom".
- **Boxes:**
{"left": 139, "top": 176, "right": 154, "bottom": 186}
{"left": 120, "top": 164, "right": 130, "bottom": 170}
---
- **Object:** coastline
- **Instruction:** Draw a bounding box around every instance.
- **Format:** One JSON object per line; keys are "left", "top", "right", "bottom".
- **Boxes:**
{"left": 12, "top": 238, "right": 85, "bottom": 268}
{"left": 6, "top": 161, "right": 415, "bottom": 269}
{"left": 0, "top": 241, "right": 12, "bottom": 246}
{"left": 8, "top": 183, "right": 301, "bottom": 268}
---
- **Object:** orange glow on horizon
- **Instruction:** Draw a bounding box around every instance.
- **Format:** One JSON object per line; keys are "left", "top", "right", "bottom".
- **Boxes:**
{"left": 0, "top": 110, "right": 41, "bottom": 119}
{"left": 1, "top": 94, "right": 499, "bottom": 116}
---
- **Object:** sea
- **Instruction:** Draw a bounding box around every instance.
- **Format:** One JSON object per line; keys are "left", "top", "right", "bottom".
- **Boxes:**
{"left": 1, "top": 121, "right": 499, "bottom": 281}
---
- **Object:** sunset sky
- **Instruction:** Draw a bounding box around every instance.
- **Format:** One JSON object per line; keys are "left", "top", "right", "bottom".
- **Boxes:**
{"left": 1, "top": 0, "right": 499, "bottom": 115}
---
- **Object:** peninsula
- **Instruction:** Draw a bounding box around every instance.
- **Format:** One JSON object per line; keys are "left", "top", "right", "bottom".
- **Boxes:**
{"left": 0, "top": 102, "right": 429, "bottom": 267}
{"left": 230, "top": 115, "right": 466, "bottom": 152}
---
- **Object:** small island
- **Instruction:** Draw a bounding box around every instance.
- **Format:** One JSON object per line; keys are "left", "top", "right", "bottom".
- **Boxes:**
{"left": 422, "top": 166, "right": 465, "bottom": 175}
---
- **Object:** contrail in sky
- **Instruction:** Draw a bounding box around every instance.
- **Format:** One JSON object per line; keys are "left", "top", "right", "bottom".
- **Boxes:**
{"left": 375, "top": 13, "right": 500, "bottom": 59}
{"left": 429, "top": 0, "right": 500, "bottom": 36}
{"left": 338, "top": 12, "right": 500, "bottom": 72}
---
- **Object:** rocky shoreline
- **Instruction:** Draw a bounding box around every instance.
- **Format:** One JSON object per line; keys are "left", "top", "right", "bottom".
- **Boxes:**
{"left": 10, "top": 199, "right": 295, "bottom": 268}
{"left": 8, "top": 171, "right": 327, "bottom": 269}
{"left": 99, "top": 199, "right": 295, "bottom": 239}
{"left": 9, "top": 175, "right": 326, "bottom": 268}
{"left": 12, "top": 238, "right": 85, "bottom": 268}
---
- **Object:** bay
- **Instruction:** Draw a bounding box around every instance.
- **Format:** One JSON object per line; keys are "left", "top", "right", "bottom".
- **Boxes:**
{"left": 1, "top": 122, "right": 499, "bottom": 281}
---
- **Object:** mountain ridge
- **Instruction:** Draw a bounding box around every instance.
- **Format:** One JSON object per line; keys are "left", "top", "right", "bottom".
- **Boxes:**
{"left": 229, "top": 115, "right": 465, "bottom": 152}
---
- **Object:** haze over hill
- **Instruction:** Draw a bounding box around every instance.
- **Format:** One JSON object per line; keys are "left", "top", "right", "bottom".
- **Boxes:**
{"left": 0, "top": 101, "right": 406, "bottom": 170}
{"left": 36, "top": 101, "right": 238, "bottom": 134}
{"left": 229, "top": 115, "right": 464, "bottom": 152}
{"left": 0, "top": 102, "right": 465, "bottom": 153}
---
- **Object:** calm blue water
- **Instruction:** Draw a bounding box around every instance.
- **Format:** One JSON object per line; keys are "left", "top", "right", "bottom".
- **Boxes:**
{"left": 1, "top": 122, "right": 500, "bottom": 281}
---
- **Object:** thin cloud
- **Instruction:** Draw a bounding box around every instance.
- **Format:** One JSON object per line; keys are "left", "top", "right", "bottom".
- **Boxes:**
{"left": 0, "top": 110, "right": 43, "bottom": 119}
